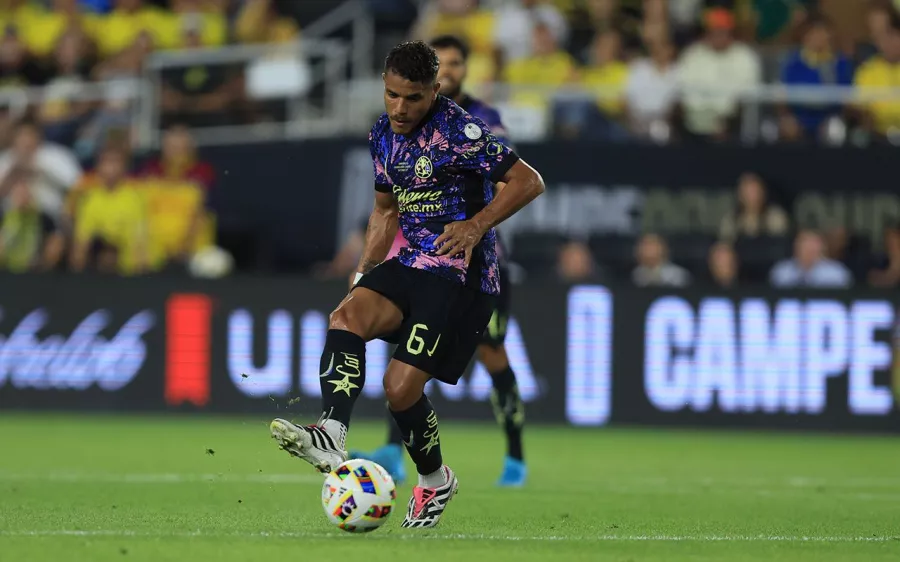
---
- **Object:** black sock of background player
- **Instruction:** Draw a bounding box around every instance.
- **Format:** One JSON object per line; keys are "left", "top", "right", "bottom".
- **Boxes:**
{"left": 390, "top": 394, "right": 443, "bottom": 475}
{"left": 318, "top": 329, "right": 366, "bottom": 428}
{"left": 490, "top": 366, "right": 524, "bottom": 461}
{"left": 386, "top": 408, "right": 405, "bottom": 445}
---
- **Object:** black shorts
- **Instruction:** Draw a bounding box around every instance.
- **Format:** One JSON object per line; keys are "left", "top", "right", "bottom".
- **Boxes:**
{"left": 480, "top": 266, "right": 511, "bottom": 348}
{"left": 354, "top": 258, "right": 496, "bottom": 384}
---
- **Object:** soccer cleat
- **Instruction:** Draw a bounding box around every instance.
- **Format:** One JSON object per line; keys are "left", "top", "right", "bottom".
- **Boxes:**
{"left": 400, "top": 465, "right": 458, "bottom": 529}
{"left": 269, "top": 418, "right": 347, "bottom": 474}
{"left": 348, "top": 444, "right": 407, "bottom": 485}
{"left": 496, "top": 456, "right": 527, "bottom": 488}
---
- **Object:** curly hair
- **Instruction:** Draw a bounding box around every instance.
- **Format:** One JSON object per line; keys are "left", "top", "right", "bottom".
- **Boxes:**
{"left": 384, "top": 40, "right": 440, "bottom": 84}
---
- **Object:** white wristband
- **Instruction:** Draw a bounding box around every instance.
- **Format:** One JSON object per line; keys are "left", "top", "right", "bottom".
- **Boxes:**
{"left": 353, "top": 272, "right": 364, "bottom": 286}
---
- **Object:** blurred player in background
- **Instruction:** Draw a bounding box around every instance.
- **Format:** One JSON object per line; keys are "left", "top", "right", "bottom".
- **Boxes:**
{"left": 269, "top": 40, "right": 544, "bottom": 528}
{"left": 350, "top": 35, "right": 529, "bottom": 489}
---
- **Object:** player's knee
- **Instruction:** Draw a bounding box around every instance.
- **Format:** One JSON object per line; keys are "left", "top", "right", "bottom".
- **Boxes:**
{"left": 329, "top": 305, "right": 364, "bottom": 335}
{"left": 383, "top": 372, "right": 423, "bottom": 411}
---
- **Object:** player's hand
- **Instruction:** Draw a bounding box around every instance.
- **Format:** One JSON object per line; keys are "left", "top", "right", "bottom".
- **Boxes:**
{"left": 434, "top": 220, "right": 485, "bottom": 266}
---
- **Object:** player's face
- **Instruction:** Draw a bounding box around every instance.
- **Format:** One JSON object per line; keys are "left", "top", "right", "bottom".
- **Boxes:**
{"left": 435, "top": 46, "right": 467, "bottom": 99}
{"left": 383, "top": 70, "right": 439, "bottom": 135}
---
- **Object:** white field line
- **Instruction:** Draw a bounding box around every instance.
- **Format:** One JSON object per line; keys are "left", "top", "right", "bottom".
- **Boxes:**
{"left": 3, "top": 473, "right": 900, "bottom": 488}
{"left": 0, "top": 530, "right": 896, "bottom": 543}
{"left": 0, "top": 472, "right": 322, "bottom": 484}
{"left": 3, "top": 473, "right": 900, "bottom": 500}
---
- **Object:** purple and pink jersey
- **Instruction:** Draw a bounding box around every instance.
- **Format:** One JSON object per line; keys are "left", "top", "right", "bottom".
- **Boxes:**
{"left": 370, "top": 95, "right": 518, "bottom": 295}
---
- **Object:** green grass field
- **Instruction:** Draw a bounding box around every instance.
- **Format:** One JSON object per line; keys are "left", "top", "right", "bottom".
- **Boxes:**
{"left": 0, "top": 414, "right": 898, "bottom": 561}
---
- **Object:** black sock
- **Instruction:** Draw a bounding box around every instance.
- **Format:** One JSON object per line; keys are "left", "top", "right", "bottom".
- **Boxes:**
{"left": 490, "top": 366, "right": 524, "bottom": 461}
{"left": 390, "top": 394, "right": 443, "bottom": 475}
{"left": 318, "top": 329, "right": 366, "bottom": 427}
{"left": 386, "top": 407, "right": 404, "bottom": 445}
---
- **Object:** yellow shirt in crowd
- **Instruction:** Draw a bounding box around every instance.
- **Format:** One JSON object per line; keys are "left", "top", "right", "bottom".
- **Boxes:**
{"left": 17, "top": 7, "right": 98, "bottom": 57}
{"left": 503, "top": 51, "right": 578, "bottom": 108}
{"left": 90, "top": 6, "right": 226, "bottom": 57}
{"left": 854, "top": 56, "right": 900, "bottom": 135}
{"left": 581, "top": 61, "right": 629, "bottom": 116}
{"left": 154, "top": 11, "right": 227, "bottom": 50}
{"left": 73, "top": 179, "right": 148, "bottom": 275}
{"left": 143, "top": 179, "right": 204, "bottom": 263}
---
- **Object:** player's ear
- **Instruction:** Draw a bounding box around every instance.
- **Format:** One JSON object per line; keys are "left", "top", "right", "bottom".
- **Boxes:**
{"left": 433, "top": 81, "right": 440, "bottom": 95}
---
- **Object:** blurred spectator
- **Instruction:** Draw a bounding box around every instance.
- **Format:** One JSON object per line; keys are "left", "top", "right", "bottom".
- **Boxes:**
{"left": 867, "top": 223, "right": 900, "bottom": 287}
{"left": 503, "top": 22, "right": 578, "bottom": 108}
{"left": 493, "top": 0, "right": 569, "bottom": 67}
{"left": 632, "top": 233, "right": 691, "bottom": 287}
{"left": 708, "top": 241, "right": 738, "bottom": 287}
{"left": 738, "top": 0, "right": 813, "bottom": 45}
{"left": 624, "top": 35, "right": 679, "bottom": 139}
{"left": 667, "top": 0, "right": 705, "bottom": 46}
{"left": 719, "top": 172, "right": 790, "bottom": 242}
{"left": 571, "top": 0, "right": 643, "bottom": 60}
{"left": 677, "top": 8, "right": 761, "bottom": 142}
{"left": 0, "top": 23, "right": 47, "bottom": 89}
{"left": 854, "top": 1, "right": 893, "bottom": 65}
{"left": 824, "top": 224, "right": 870, "bottom": 281}
{"left": 69, "top": 146, "right": 148, "bottom": 275}
{"left": 140, "top": 124, "right": 215, "bottom": 264}
{"left": 160, "top": 0, "right": 227, "bottom": 50}
{"left": 556, "top": 239, "right": 598, "bottom": 282}
{"left": 39, "top": 31, "right": 94, "bottom": 146}
{"left": 854, "top": 9, "right": 900, "bottom": 142}
{"left": 582, "top": 30, "right": 629, "bottom": 119}
{"left": 140, "top": 124, "right": 214, "bottom": 190}
{"left": 0, "top": 119, "right": 82, "bottom": 222}
{"left": 779, "top": 15, "right": 853, "bottom": 142}
{"left": 160, "top": 19, "right": 245, "bottom": 128}
{"left": 235, "top": 0, "right": 300, "bottom": 44}
{"left": 91, "top": 0, "right": 168, "bottom": 58}
{"left": 769, "top": 229, "right": 852, "bottom": 287}
{"left": 0, "top": 169, "right": 65, "bottom": 272}
{"left": 412, "top": 0, "right": 497, "bottom": 83}
{"left": 80, "top": 30, "right": 151, "bottom": 159}
{"left": 22, "top": 0, "right": 96, "bottom": 59}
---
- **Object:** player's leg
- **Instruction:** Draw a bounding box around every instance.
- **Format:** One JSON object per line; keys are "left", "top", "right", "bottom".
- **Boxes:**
{"left": 478, "top": 341, "right": 526, "bottom": 487}
{"left": 478, "top": 270, "right": 527, "bottom": 486}
{"left": 383, "top": 360, "right": 458, "bottom": 528}
{"left": 271, "top": 284, "right": 403, "bottom": 473}
{"left": 348, "top": 344, "right": 408, "bottom": 484}
{"left": 387, "top": 285, "right": 494, "bottom": 528}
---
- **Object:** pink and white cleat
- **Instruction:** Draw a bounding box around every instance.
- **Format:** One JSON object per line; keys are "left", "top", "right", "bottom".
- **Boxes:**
{"left": 400, "top": 465, "right": 459, "bottom": 529}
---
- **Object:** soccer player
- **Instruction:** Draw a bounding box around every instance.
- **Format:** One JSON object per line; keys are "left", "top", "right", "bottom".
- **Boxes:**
{"left": 350, "top": 35, "right": 529, "bottom": 488}
{"left": 269, "top": 40, "right": 544, "bottom": 528}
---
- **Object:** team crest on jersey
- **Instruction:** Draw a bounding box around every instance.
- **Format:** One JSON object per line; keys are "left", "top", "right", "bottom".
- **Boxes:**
{"left": 415, "top": 156, "right": 433, "bottom": 179}
{"left": 464, "top": 123, "right": 482, "bottom": 140}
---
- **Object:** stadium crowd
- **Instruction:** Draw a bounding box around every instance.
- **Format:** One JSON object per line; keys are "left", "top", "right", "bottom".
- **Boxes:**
{"left": 400, "top": 0, "right": 900, "bottom": 144}
{"left": 0, "top": 0, "right": 300, "bottom": 277}
{"left": 0, "top": 0, "right": 898, "bottom": 286}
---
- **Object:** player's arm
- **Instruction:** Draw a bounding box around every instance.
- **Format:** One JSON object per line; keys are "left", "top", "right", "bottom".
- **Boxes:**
{"left": 436, "top": 159, "right": 544, "bottom": 262}
{"left": 471, "top": 159, "right": 544, "bottom": 233}
{"left": 354, "top": 190, "right": 399, "bottom": 279}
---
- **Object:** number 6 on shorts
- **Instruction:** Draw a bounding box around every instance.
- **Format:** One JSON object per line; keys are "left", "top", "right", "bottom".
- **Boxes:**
{"left": 406, "top": 324, "right": 441, "bottom": 357}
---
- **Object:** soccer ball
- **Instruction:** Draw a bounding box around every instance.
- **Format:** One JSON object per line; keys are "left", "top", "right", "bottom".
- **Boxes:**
{"left": 322, "top": 459, "right": 396, "bottom": 533}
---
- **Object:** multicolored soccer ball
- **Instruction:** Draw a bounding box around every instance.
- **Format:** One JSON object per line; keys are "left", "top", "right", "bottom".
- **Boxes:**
{"left": 322, "top": 459, "right": 396, "bottom": 533}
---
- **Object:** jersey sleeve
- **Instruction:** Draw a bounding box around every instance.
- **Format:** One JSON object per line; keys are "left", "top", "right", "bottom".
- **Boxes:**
{"left": 478, "top": 107, "right": 511, "bottom": 148}
{"left": 368, "top": 119, "right": 392, "bottom": 193}
{"left": 448, "top": 113, "right": 519, "bottom": 184}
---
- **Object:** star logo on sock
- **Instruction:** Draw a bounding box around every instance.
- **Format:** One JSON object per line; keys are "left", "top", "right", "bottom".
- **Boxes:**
{"left": 328, "top": 378, "right": 360, "bottom": 397}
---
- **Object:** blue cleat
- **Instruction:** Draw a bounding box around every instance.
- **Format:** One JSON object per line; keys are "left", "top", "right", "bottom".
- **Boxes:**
{"left": 348, "top": 444, "right": 407, "bottom": 486}
{"left": 497, "top": 456, "right": 527, "bottom": 488}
